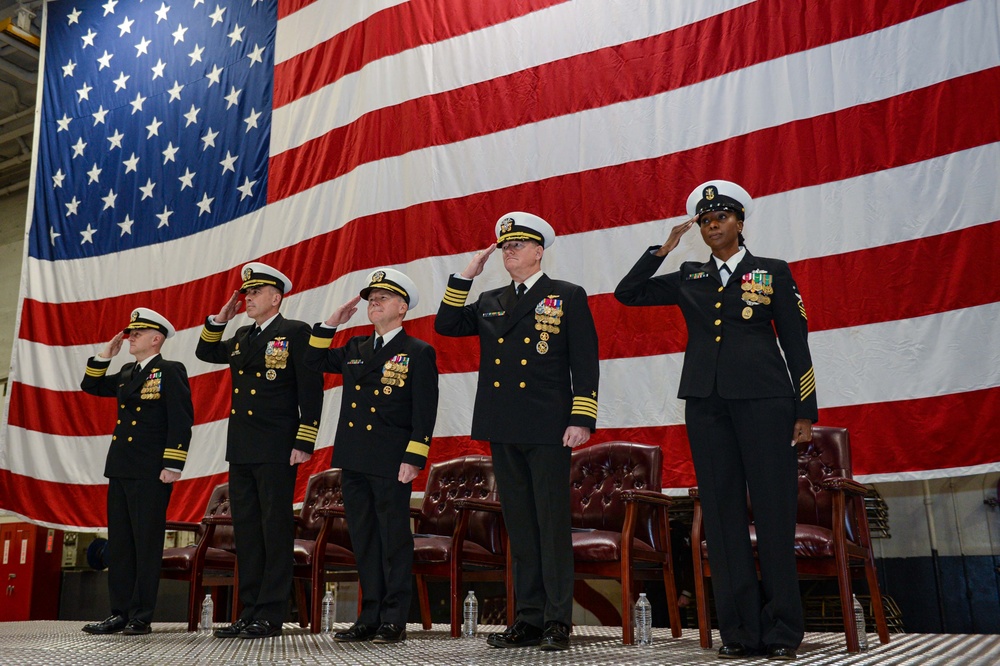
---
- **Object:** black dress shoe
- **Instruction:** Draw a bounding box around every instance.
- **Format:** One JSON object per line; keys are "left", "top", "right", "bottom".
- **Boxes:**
{"left": 371, "top": 623, "right": 406, "bottom": 644}
{"left": 539, "top": 621, "right": 570, "bottom": 651}
{"left": 486, "top": 619, "right": 544, "bottom": 648}
{"left": 213, "top": 618, "right": 251, "bottom": 639}
{"left": 767, "top": 645, "right": 797, "bottom": 660}
{"left": 718, "top": 642, "right": 753, "bottom": 659}
{"left": 333, "top": 622, "right": 379, "bottom": 642}
{"left": 122, "top": 619, "right": 152, "bottom": 635}
{"left": 239, "top": 619, "right": 283, "bottom": 639}
{"left": 82, "top": 614, "right": 128, "bottom": 635}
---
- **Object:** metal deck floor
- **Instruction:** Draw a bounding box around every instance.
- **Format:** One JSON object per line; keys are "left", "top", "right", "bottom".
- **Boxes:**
{"left": 0, "top": 622, "right": 996, "bottom": 665}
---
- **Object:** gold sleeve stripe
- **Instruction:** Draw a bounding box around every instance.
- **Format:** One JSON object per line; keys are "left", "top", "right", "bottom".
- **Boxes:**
{"left": 85, "top": 366, "right": 108, "bottom": 377}
{"left": 200, "top": 327, "right": 224, "bottom": 342}
{"left": 163, "top": 450, "right": 188, "bottom": 461}
{"left": 572, "top": 396, "right": 599, "bottom": 419}
{"left": 308, "top": 334, "right": 333, "bottom": 349}
{"left": 406, "top": 441, "right": 430, "bottom": 458}
{"left": 442, "top": 287, "right": 469, "bottom": 307}
{"left": 296, "top": 425, "right": 319, "bottom": 442}
{"left": 800, "top": 368, "right": 816, "bottom": 400}
{"left": 798, "top": 302, "right": 808, "bottom": 320}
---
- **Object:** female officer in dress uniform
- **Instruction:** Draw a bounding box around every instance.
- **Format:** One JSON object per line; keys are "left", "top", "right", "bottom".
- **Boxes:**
{"left": 614, "top": 181, "right": 818, "bottom": 661}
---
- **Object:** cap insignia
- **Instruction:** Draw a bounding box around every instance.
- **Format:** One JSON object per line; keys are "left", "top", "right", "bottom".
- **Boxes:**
{"left": 500, "top": 217, "right": 514, "bottom": 233}
{"left": 130, "top": 310, "right": 139, "bottom": 322}
{"left": 372, "top": 270, "right": 386, "bottom": 283}
{"left": 704, "top": 186, "right": 716, "bottom": 200}
{"left": 242, "top": 267, "right": 253, "bottom": 281}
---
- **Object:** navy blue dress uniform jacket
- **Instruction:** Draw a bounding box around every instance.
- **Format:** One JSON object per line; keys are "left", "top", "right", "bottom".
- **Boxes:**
{"left": 304, "top": 326, "right": 439, "bottom": 477}
{"left": 81, "top": 354, "right": 194, "bottom": 478}
{"left": 435, "top": 273, "right": 600, "bottom": 444}
{"left": 195, "top": 314, "right": 324, "bottom": 463}
{"left": 615, "top": 248, "right": 818, "bottom": 422}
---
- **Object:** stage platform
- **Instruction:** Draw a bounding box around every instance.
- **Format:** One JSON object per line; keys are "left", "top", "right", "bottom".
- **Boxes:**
{"left": 0, "top": 621, "right": 996, "bottom": 665}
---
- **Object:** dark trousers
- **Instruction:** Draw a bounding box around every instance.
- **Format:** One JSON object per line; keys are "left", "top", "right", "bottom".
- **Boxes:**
{"left": 341, "top": 470, "right": 414, "bottom": 626}
{"left": 685, "top": 390, "right": 803, "bottom": 650}
{"left": 490, "top": 442, "right": 573, "bottom": 628}
{"left": 106, "top": 477, "right": 173, "bottom": 623}
{"left": 228, "top": 462, "right": 297, "bottom": 624}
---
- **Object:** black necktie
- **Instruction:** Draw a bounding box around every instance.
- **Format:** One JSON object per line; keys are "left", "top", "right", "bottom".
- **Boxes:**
{"left": 248, "top": 326, "right": 261, "bottom": 343}
{"left": 373, "top": 336, "right": 383, "bottom": 353}
{"left": 719, "top": 264, "right": 731, "bottom": 285}
{"left": 515, "top": 283, "right": 527, "bottom": 300}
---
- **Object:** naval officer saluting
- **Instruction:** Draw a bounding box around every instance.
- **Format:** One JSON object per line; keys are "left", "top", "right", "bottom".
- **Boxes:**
{"left": 305, "top": 268, "right": 438, "bottom": 644}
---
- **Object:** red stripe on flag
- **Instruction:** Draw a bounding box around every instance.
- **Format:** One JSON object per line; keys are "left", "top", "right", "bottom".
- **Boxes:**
{"left": 273, "top": 0, "right": 572, "bottom": 108}
{"left": 269, "top": 0, "right": 961, "bottom": 201}
{"left": 19, "top": 67, "right": 1000, "bottom": 348}
{"left": 278, "top": 0, "right": 320, "bottom": 20}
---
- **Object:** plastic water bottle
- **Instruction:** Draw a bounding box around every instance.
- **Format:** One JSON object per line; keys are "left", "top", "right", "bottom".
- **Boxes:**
{"left": 200, "top": 593, "right": 214, "bottom": 634}
{"left": 852, "top": 594, "right": 869, "bottom": 651}
{"left": 321, "top": 590, "right": 335, "bottom": 633}
{"left": 634, "top": 592, "right": 652, "bottom": 646}
{"left": 462, "top": 590, "right": 478, "bottom": 637}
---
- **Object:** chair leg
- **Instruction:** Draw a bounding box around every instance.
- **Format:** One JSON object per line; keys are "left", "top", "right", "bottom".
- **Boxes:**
{"left": 661, "top": 564, "right": 683, "bottom": 639}
{"left": 310, "top": 573, "right": 323, "bottom": 634}
{"left": 865, "top": 559, "right": 891, "bottom": 645}
{"left": 449, "top": 573, "right": 463, "bottom": 638}
{"left": 187, "top": 576, "right": 202, "bottom": 632}
{"left": 620, "top": 568, "right": 635, "bottom": 645}
{"left": 416, "top": 574, "right": 432, "bottom": 631}
{"left": 835, "top": 557, "right": 860, "bottom": 652}
{"left": 692, "top": 554, "right": 712, "bottom": 648}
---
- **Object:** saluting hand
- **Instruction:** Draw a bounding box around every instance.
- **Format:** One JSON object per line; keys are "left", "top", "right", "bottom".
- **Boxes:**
{"left": 100, "top": 331, "right": 125, "bottom": 359}
{"left": 460, "top": 244, "right": 497, "bottom": 279}
{"left": 654, "top": 215, "right": 699, "bottom": 257}
{"left": 215, "top": 290, "right": 243, "bottom": 323}
{"left": 324, "top": 295, "right": 362, "bottom": 327}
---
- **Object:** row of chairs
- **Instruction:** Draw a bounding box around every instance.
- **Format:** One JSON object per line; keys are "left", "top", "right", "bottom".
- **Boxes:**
{"left": 159, "top": 427, "right": 889, "bottom": 652}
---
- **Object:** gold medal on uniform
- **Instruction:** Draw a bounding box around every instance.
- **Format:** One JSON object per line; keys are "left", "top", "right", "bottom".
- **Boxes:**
{"left": 742, "top": 306, "right": 753, "bottom": 319}
{"left": 266, "top": 369, "right": 277, "bottom": 381}
{"left": 540, "top": 332, "right": 550, "bottom": 341}
{"left": 536, "top": 340, "right": 549, "bottom": 354}
{"left": 265, "top": 338, "right": 289, "bottom": 369}
{"left": 383, "top": 386, "right": 392, "bottom": 395}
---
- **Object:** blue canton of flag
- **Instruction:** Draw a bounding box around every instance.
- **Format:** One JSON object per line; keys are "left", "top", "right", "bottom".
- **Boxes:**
{"left": 30, "top": 0, "right": 276, "bottom": 261}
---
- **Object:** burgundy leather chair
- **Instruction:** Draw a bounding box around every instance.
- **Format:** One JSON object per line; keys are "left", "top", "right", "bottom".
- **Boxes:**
{"left": 411, "top": 455, "right": 513, "bottom": 637}
{"left": 570, "top": 441, "right": 682, "bottom": 645}
{"left": 161, "top": 482, "right": 238, "bottom": 631}
{"left": 292, "top": 468, "right": 358, "bottom": 633}
{"left": 690, "top": 426, "right": 891, "bottom": 652}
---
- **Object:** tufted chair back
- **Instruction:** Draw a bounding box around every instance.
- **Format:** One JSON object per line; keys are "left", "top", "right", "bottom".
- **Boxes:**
{"left": 569, "top": 441, "right": 663, "bottom": 548}
{"left": 415, "top": 455, "right": 501, "bottom": 554}
{"left": 791, "top": 425, "right": 858, "bottom": 541}
{"left": 203, "top": 482, "right": 235, "bottom": 551}
{"left": 298, "top": 468, "right": 351, "bottom": 549}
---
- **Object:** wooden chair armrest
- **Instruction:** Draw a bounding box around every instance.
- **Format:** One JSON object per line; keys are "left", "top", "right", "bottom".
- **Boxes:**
{"left": 204, "top": 514, "right": 233, "bottom": 526}
{"left": 621, "top": 489, "right": 672, "bottom": 508}
{"left": 820, "top": 477, "right": 868, "bottom": 495}
{"left": 453, "top": 498, "right": 503, "bottom": 513}
{"left": 314, "top": 505, "right": 347, "bottom": 518}
{"left": 688, "top": 487, "right": 700, "bottom": 500}
{"left": 164, "top": 520, "right": 200, "bottom": 532}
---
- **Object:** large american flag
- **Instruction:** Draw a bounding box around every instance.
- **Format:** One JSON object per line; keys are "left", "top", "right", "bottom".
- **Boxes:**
{"left": 2, "top": 0, "right": 998, "bottom": 529}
